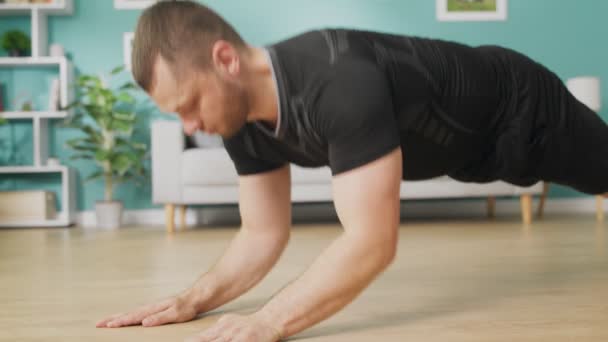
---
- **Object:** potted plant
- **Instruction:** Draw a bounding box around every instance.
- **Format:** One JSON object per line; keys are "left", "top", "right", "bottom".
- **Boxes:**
{"left": 62, "top": 66, "right": 148, "bottom": 229}
{"left": 1, "top": 30, "right": 31, "bottom": 57}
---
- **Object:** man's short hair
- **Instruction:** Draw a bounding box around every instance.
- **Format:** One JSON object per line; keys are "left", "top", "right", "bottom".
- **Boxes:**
{"left": 132, "top": 0, "right": 246, "bottom": 92}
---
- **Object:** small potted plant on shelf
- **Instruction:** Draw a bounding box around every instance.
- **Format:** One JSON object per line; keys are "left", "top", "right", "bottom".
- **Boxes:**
{"left": 1, "top": 30, "right": 31, "bottom": 57}
{"left": 62, "top": 66, "right": 148, "bottom": 229}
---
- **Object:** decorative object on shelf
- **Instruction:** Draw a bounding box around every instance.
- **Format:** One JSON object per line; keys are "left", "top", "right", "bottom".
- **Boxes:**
{"left": 46, "top": 157, "right": 59, "bottom": 166}
{"left": 1, "top": 30, "right": 31, "bottom": 57}
{"left": 49, "top": 43, "right": 64, "bottom": 57}
{"left": 48, "top": 77, "right": 60, "bottom": 111}
{"left": 0, "top": 190, "right": 57, "bottom": 223}
{"left": 62, "top": 65, "right": 148, "bottom": 229}
{"left": 21, "top": 101, "right": 32, "bottom": 111}
{"left": 437, "top": 0, "right": 507, "bottom": 21}
{"left": 123, "top": 32, "right": 134, "bottom": 71}
{"left": 13, "top": 91, "right": 34, "bottom": 111}
{"left": 0, "top": 0, "right": 75, "bottom": 229}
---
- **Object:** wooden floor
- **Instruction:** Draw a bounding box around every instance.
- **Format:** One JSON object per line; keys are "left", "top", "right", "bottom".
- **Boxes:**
{"left": 1, "top": 214, "right": 607, "bottom": 341}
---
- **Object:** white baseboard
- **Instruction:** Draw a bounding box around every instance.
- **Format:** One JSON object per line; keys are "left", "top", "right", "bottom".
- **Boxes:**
{"left": 75, "top": 197, "right": 606, "bottom": 228}
{"left": 400, "top": 197, "right": 604, "bottom": 218}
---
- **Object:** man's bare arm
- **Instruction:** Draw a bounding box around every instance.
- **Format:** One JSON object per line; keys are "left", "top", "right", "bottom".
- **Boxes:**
{"left": 253, "top": 148, "right": 403, "bottom": 338}
{"left": 98, "top": 164, "right": 292, "bottom": 328}
{"left": 189, "top": 165, "right": 293, "bottom": 312}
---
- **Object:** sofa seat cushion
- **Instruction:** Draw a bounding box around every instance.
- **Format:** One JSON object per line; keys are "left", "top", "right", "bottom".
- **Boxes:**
{"left": 181, "top": 148, "right": 238, "bottom": 186}
{"left": 290, "top": 165, "right": 332, "bottom": 184}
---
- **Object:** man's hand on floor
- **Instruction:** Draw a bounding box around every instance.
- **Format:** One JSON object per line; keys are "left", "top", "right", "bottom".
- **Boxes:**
{"left": 184, "top": 312, "right": 282, "bottom": 342}
{"left": 96, "top": 291, "right": 199, "bottom": 328}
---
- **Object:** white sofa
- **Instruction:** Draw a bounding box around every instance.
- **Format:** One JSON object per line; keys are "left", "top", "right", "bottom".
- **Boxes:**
{"left": 152, "top": 120, "right": 545, "bottom": 232}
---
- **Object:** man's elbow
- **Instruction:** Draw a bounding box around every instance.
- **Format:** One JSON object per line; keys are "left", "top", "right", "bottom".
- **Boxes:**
{"left": 364, "top": 230, "right": 399, "bottom": 270}
{"left": 379, "top": 237, "right": 398, "bottom": 269}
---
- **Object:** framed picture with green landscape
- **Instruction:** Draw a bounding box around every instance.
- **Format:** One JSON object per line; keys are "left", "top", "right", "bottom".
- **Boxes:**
{"left": 436, "top": 0, "right": 507, "bottom": 21}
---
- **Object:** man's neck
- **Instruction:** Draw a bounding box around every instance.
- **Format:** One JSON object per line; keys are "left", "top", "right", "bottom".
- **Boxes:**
{"left": 244, "top": 46, "right": 279, "bottom": 131}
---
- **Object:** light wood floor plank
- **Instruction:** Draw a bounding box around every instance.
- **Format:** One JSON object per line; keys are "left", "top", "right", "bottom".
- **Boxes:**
{"left": 1, "top": 215, "right": 607, "bottom": 341}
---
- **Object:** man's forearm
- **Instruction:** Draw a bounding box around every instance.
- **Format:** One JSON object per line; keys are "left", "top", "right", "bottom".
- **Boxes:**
{"left": 255, "top": 232, "right": 395, "bottom": 339}
{"left": 188, "top": 227, "right": 289, "bottom": 313}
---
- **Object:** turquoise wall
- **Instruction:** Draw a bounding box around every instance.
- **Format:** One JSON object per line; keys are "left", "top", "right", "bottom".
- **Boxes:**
{"left": 1, "top": 0, "right": 606, "bottom": 211}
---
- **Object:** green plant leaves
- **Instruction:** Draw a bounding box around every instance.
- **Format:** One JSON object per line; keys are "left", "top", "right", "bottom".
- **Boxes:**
{"left": 110, "top": 119, "right": 132, "bottom": 133}
{"left": 85, "top": 171, "right": 104, "bottom": 182}
{"left": 63, "top": 65, "right": 150, "bottom": 200}
{"left": 119, "top": 82, "right": 138, "bottom": 91}
{"left": 112, "top": 154, "right": 132, "bottom": 176}
{"left": 77, "top": 75, "right": 102, "bottom": 88}
{"left": 94, "top": 149, "right": 112, "bottom": 162}
{"left": 116, "top": 92, "right": 135, "bottom": 104}
{"left": 1, "top": 30, "right": 31, "bottom": 53}
{"left": 69, "top": 153, "right": 94, "bottom": 161}
{"left": 110, "top": 66, "right": 125, "bottom": 75}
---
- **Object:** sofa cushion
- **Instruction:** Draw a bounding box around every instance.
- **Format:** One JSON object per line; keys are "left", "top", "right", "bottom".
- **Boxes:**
{"left": 188, "top": 131, "right": 223, "bottom": 148}
{"left": 290, "top": 165, "right": 332, "bottom": 184}
{"left": 430, "top": 175, "right": 453, "bottom": 182}
{"left": 181, "top": 147, "right": 451, "bottom": 187}
{"left": 181, "top": 148, "right": 238, "bottom": 186}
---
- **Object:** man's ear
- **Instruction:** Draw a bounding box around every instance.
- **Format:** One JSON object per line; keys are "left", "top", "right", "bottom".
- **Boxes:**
{"left": 211, "top": 40, "right": 240, "bottom": 77}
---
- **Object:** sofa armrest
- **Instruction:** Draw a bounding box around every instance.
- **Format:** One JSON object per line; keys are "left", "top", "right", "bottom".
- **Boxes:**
{"left": 151, "top": 120, "right": 184, "bottom": 204}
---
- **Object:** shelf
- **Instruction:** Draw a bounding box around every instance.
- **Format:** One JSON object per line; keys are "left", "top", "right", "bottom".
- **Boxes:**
{"left": 0, "top": 111, "right": 68, "bottom": 119}
{"left": 0, "top": 218, "right": 71, "bottom": 228}
{"left": 0, "top": 56, "right": 66, "bottom": 66}
{"left": 0, "top": 0, "right": 72, "bottom": 15}
{"left": 0, "top": 165, "right": 67, "bottom": 174}
{"left": 0, "top": 0, "right": 76, "bottom": 229}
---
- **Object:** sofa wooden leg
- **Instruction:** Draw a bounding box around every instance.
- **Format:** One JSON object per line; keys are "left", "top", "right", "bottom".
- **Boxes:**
{"left": 179, "top": 205, "right": 187, "bottom": 230}
{"left": 596, "top": 195, "right": 604, "bottom": 221}
{"left": 486, "top": 196, "right": 496, "bottom": 219}
{"left": 537, "top": 182, "right": 550, "bottom": 219}
{"left": 165, "top": 204, "right": 176, "bottom": 233}
{"left": 521, "top": 194, "right": 532, "bottom": 225}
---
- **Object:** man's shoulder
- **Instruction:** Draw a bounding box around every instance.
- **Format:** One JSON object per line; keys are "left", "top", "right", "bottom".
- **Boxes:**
{"left": 265, "top": 29, "right": 326, "bottom": 54}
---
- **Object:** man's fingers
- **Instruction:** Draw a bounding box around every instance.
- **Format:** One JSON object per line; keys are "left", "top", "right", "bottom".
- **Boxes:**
{"left": 142, "top": 307, "right": 178, "bottom": 327}
{"left": 103, "top": 300, "right": 173, "bottom": 328}
{"left": 186, "top": 330, "right": 218, "bottom": 342}
{"left": 96, "top": 313, "right": 124, "bottom": 328}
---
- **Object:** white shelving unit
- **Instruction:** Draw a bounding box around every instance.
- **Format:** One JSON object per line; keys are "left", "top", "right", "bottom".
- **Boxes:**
{"left": 0, "top": 0, "right": 75, "bottom": 228}
{"left": 0, "top": 111, "right": 68, "bottom": 119}
{"left": 0, "top": 1, "right": 73, "bottom": 14}
{"left": 0, "top": 166, "right": 75, "bottom": 227}
{"left": 114, "top": 0, "right": 158, "bottom": 10}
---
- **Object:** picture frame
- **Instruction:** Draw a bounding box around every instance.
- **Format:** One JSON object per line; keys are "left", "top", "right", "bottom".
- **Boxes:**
{"left": 436, "top": 0, "right": 507, "bottom": 22}
{"left": 123, "top": 32, "right": 134, "bottom": 71}
{"left": 114, "top": 0, "right": 158, "bottom": 10}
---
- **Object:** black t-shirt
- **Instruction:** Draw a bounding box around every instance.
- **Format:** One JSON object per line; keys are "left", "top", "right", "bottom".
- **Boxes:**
{"left": 223, "top": 29, "right": 539, "bottom": 183}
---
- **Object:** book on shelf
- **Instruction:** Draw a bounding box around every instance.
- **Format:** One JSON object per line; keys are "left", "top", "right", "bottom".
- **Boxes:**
{"left": 0, "top": 190, "right": 57, "bottom": 222}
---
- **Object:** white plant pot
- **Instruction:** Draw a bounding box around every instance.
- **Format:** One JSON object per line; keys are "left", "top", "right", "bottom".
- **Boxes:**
{"left": 95, "top": 201, "right": 123, "bottom": 229}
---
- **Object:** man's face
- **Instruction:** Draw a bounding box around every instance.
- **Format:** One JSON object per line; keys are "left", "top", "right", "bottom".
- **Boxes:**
{"left": 149, "top": 54, "right": 249, "bottom": 138}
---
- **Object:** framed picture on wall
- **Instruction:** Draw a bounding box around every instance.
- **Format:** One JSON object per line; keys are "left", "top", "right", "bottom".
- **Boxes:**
{"left": 436, "top": 0, "right": 508, "bottom": 21}
{"left": 114, "top": 0, "right": 158, "bottom": 10}
{"left": 123, "top": 32, "right": 134, "bottom": 71}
